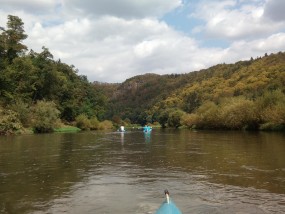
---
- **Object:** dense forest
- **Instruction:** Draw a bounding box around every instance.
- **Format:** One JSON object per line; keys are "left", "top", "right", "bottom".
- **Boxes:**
{"left": 0, "top": 15, "right": 110, "bottom": 134}
{"left": 109, "top": 54, "right": 285, "bottom": 131}
{"left": 1, "top": 15, "right": 285, "bottom": 135}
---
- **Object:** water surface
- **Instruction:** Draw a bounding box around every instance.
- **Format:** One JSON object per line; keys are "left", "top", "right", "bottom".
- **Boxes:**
{"left": 0, "top": 129, "right": 285, "bottom": 213}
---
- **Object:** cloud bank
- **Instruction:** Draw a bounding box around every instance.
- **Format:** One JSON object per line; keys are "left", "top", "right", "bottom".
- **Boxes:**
{"left": 1, "top": 0, "right": 285, "bottom": 82}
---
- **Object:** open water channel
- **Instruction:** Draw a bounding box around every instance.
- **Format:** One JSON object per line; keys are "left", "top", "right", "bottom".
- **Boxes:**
{"left": 0, "top": 129, "right": 285, "bottom": 213}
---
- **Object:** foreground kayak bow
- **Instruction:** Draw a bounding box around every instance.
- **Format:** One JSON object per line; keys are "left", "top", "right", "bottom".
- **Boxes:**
{"left": 155, "top": 190, "right": 182, "bottom": 214}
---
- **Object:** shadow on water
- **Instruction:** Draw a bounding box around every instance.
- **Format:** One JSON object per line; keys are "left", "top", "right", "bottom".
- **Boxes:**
{"left": 0, "top": 129, "right": 285, "bottom": 213}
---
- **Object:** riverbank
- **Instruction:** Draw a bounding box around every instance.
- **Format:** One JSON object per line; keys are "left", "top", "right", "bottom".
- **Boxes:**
{"left": 54, "top": 125, "right": 81, "bottom": 133}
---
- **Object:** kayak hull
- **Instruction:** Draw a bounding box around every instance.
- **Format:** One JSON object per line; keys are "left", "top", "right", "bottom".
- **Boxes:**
{"left": 155, "top": 200, "right": 182, "bottom": 214}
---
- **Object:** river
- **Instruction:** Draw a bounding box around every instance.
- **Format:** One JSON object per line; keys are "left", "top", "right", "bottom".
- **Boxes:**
{"left": 0, "top": 129, "right": 285, "bottom": 213}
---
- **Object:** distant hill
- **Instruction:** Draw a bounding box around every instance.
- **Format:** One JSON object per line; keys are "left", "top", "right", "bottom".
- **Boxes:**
{"left": 104, "top": 73, "right": 191, "bottom": 123}
{"left": 103, "top": 52, "right": 285, "bottom": 129}
{"left": 155, "top": 52, "right": 285, "bottom": 112}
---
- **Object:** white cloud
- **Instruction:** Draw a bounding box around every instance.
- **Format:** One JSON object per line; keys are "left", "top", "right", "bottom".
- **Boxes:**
{"left": 63, "top": 0, "right": 182, "bottom": 18}
{"left": 0, "top": 0, "right": 58, "bottom": 13}
{"left": 1, "top": 0, "right": 285, "bottom": 83}
{"left": 250, "top": 33, "right": 285, "bottom": 52}
{"left": 42, "top": 17, "right": 201, "bottom": 82}
{"left": 211, "top": 32, "right": 285, "bottom": 63}
{"left": 263, "top": 0, "right": 285, "bottom": 22}
{"left": 22, "top": 15, "right": 203, "bottom": 82}
{"left": 191, "top": 0, "right": 284, "bottom": 40}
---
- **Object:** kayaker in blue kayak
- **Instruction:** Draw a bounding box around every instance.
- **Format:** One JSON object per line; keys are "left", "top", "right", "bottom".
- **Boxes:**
{"left": 155, "top": 190, "right": 182, "bottom": 214}
{"left": 143, "top": 125, "right": 152, "bottom": 133}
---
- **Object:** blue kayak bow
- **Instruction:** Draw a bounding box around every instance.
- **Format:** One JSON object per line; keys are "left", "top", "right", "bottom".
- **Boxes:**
{"left": 155, "top": 190, "right": 182, "bottom": 214}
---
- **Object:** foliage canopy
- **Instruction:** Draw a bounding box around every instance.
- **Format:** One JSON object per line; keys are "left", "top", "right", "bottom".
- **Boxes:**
{"left": 1, "top": 15, "right": 284, "bottom": 134}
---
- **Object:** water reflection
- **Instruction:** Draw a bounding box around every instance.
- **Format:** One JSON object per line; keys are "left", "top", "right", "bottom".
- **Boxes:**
{"left": 0, "top": 130, "right": 285, "bottom": 213}
{"left": 144, "top": 131, "right": 151, "bottom": 143}
{"left": 120, "top": 132, "right": 125, "bottom": 145}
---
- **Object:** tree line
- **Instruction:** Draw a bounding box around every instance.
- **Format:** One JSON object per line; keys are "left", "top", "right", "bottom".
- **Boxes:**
{"left": 109, "top": 54, "right": 285, "bottom": 131}
{"left": 153, "top": 90, "right": 285, "bottom": 131}
{"left": 1, "top": 15, "right": 284, "bottom": 135}
{"left": 0, "top": 15, "right": 110, "bottom": 135}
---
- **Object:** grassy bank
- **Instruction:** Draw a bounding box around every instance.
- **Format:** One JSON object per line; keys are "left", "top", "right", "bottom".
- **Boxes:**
{"left": 54, "top": 125, "right": 81, "bottom": 133}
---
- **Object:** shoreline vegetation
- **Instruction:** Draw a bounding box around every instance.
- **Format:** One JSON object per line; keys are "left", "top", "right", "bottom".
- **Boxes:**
{"left": 53, "top": 125, "right": 81, "bottom": 133}
{"left": 1, "top": 15, "right": 285, "bottom": 136}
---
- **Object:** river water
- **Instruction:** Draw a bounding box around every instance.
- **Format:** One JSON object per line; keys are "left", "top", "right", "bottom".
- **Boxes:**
{"left": 0, "top": 129, "right": 285, "bottom": 213}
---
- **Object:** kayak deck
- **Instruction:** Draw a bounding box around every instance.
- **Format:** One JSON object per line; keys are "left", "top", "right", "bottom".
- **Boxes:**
{"left": 155, "top": 190, "right": 182, "bottom": 214}
{"left": 155, "top": 199, "right": 182, "bottom": 214}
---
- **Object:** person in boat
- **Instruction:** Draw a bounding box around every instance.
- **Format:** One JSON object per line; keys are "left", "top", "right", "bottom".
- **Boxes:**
{"left": 143, "top": 125, "right": 148, "bottom": 132}
{"left": 119, "top": 125, "right": 125, "bottom": 132}
{"left": 143, "top": 125, "right": 152, "bottom": 132}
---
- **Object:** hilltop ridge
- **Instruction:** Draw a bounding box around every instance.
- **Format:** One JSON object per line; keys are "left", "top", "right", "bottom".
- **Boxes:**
{"left": 105, "top": 52, "right": 285, "bottom": 130}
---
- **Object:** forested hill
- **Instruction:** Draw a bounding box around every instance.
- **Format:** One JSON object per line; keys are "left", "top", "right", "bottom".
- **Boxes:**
{"left": 105, "top": 73, "right": 191, "bottom": 123}
{"left": 107, "top": 52, "right": 285, "bottom": 130}
{"left": 155, "top": 52, "right": 285, "bottom": 111}
{"left": 0, "top": 15, "right": 109, "bottom": 134}
{"left": 1, "top": 15, "right": 284, "bottom": 134}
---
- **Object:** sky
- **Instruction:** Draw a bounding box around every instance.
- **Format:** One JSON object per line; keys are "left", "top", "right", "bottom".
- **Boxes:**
{"left": 0, "top": 0, "right": 285, "bottom": 83}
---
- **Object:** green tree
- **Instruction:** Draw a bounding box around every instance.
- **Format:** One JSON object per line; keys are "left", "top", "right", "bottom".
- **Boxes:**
{"left": 220, "top": 97, "right": 258, "bottom": 130}
{"left": 181, "top": 113, "right": 200, "bottom": 129}
{"left": 0, "top": 107, "right": 23, "bottom": 135}
{"left": 257, "top": 89, "right": 285, "bottom": 128}
{"left": 5, "top": 15, "right": 28, "bottom": 63}
{"left": 31, "top": 101, "right": 60, "bottom": 133}
{"left": 3, "top": 57, "right": 37, "bottom": 103}
{"left": 167, "top": 109, "right": 185, "bottom": 128}
{"left": 98, "top": 120, "right": 113, "bottom": 130}
{"left": 194, "top": 101, "right": 221, "bottom": 129}
{"left": 75, "top": 114, "right": 91, "bottom": 130}
{"left": 157, "top": 109, "right": 170, "bottom": 128}
{"left": 0, "top": 28, "right": 7, "bottom": 68}
{"left": 90, "top": 116, "right": 100, "bottom": 130}
{"left": 9, "top": 100, "right": 31, "bottom": 127}
{"left": 112, "top": 115, "right": 122, "bottom": 126}
{"left": 183, "top": 91, "right": 202, "bottom": 113}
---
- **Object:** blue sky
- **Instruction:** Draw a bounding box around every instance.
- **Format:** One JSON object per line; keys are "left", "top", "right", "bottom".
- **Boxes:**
{"left": 1, "top": 0, "right": 285, "bottom": 83}
{"left": 162, "top": 1, "right": 200, "bottom": 33}
{"left": 162, "top": 1, "right": 229, "bottom": 48}
{"left": 162, "top": 1, "right": 194, "bottom": 33}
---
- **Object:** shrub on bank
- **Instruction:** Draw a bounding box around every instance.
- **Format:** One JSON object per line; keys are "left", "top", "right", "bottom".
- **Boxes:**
{"left": 167, "top": 109, "right": 186, "bottom": 128}
{"left": 195, "top": 101, "right": 221, "bottom": 129}
{"left": 31, "top": 101, "right": 61, "bottom": 133}
{"left": 181, "top": 113, "right": 199, "bottom": 129}
{"left": 9, "top": 100, "right": 31, "bottom": 127}
{"left": 54, "top": 125, "right": 81, "bottom": 132}
{"left": 75, "top": 114, "right": 91, "bottom": 130}
{"left": 75, "top": 115, "right": 113, "bottom": 131}
{"left": 90, "top": 116, "right": 100, "bottom": 130}
{"left": 219, "top": 97, "right": 259, "bottom": 130}
{"left": 256, "top": 89, "right": 285, "bottom": 130}
{"left": 98, "top": 120, "right": 113, "bottom": 130}
{"left": 0, "top": 107, "right": 23, "bottom": 135}
{"left": 182, "top": 97, "right": 261, "bottom": 130}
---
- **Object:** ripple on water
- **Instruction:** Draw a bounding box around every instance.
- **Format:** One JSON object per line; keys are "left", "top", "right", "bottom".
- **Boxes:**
{"left": 241, "top": 165, "right": 275, "bottom": 173}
